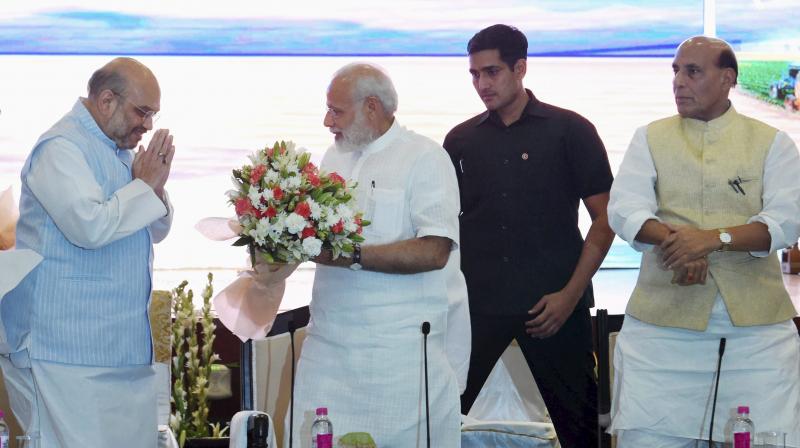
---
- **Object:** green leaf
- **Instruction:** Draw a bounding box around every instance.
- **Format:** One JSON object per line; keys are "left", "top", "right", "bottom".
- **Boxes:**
{"left": 232, "top": 236, "right": 252, "bottom": 247}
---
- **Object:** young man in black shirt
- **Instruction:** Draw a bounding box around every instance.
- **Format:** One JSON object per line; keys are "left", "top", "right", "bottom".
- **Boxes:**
{"left": 443, "top": 24, "right": 615, "bottom": 447}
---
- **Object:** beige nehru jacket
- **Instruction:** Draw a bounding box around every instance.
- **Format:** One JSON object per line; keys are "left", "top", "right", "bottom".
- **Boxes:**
{"left": 627, "top": 107, "right": 796, "bottom": 331}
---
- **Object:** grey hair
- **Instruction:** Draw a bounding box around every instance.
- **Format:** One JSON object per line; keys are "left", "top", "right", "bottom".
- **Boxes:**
{"left": 334, "top": 63, "right": 398, "bottom": 115}
{"left": 87, "top": 66, "right": 129, "bottom": 98}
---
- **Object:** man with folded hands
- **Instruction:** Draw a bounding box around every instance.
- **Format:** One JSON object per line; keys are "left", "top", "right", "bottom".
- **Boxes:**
{"left": 0, "top": 57, "right": 174, "bottom": 447}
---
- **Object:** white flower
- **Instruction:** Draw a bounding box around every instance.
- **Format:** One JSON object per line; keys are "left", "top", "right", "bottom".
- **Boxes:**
{"left": 265, "top": 169, "right": 280, "bottom": 184}
{"left": 336, "top": 203, "right": 355, "bottom": 220}
{"left": 307, "top": 198, "right": 323, "bottom": 220}
{"left": 247, "top": 188, "right": 262, "bottom": 208}
{"left": 285, "top": 213, "right": 307, "bottom": 235}
{"left": 280, "top": 175, "right": 301, "bottom": 191}
{"left": 302, "top": 237, "right": 323, "bottom": 257}
{"left": 344, "top": 218, "right": 358, "bottom": 233}
{"left": 268, "top": 214, "right": 286, "bottom": 241}
{"left": 249, "top": 219, "right": 270, "bottom": 245}
{"left": 320, "top": 210, "right": 340, "bottom": 230}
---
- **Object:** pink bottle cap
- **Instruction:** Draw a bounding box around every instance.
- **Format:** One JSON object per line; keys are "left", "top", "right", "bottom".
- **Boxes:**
{"left": 737, "top": 406, "right": 749, "bottom": 414}
{"left": 316, "top": 407, "right": 328, "bottom": 416}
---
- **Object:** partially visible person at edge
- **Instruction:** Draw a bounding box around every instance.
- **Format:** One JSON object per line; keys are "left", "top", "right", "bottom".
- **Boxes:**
{"left": 286, "top": 62, "right": 466, "bottom": 447}
{"left": 0, "top": 57, "right": 175, "bottom": 447}
{"left": 608, "top": 36, "right": 800, "bottom": 447}
{"left": 444, "top": 24, "right": 614, "bottom": 447}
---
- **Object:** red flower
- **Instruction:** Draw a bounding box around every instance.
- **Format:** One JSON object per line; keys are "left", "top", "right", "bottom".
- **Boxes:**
{"left": 301, "top": 226, "right": 316, "bottom": 239}
{"left": 265, "top": 206, "right": 277, "bottom": 218}
{"left": 306, "top": 172, "right": 321, "bottom": 188}
{"left": 295, "top": 201, "right": 311, "bottom": 219}
{"left": 331, "top": 220, "right": 344, "bottom": 234}
{"left": 302, "top": 162, "right": 317, "bottom": 175}
{"left": 272, "top": 186, "right": 284, "bottom": 201}
{"left": 354, "top": 216, "right": 363, "bottom": 234}
{"left": 328, "top": 172, "right": 346, "bottom": 187}
{"left": 235, "top": 198, "right": 255, "bottom": 217}
{"left": 250, "top": 164, "right": 267, "bottom": 185}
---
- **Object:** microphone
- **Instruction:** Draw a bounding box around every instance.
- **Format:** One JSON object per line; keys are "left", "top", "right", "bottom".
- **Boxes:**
{"left": 247, "top": 413, "right": 270, "bottom": 447}
{"left": 288, "top": 319, "right": 297, "bottom": 448}
{"left": 708, "top": 337, "right": 726, "bottom": 447}
{"left": 421, "top": 321, "right": 431, "bottom": 448}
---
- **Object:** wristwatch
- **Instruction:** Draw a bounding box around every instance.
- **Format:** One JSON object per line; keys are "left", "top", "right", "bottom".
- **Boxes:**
{"left": 349, "top": 243, "right": 363, "bottom": 271}
{"left": 717, "top": 228, "right": 732, "bottom": 251}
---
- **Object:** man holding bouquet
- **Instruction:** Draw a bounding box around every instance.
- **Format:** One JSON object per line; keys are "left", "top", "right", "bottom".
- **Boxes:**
{"left": 288, "top": 62, "right": 465, "bottom": 447}
{"left": 0, "top": 57, "right": 174, "bottom": 447}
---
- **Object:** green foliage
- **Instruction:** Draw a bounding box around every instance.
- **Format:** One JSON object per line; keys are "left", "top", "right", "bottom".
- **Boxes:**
{"left": 738, "top": 60, "right": 789, "bottom": 105}
{"left": 170, "top": 274, "right": 225, "bottom": 446}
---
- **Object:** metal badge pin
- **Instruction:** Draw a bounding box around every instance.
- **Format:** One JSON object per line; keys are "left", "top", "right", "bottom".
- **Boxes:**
{"left": 521, "top": 153, "right": 529, "bottom": 160}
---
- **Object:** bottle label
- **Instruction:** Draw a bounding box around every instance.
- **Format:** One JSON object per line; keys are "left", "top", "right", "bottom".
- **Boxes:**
{"left": 0, "top": 434, "right": 7, "bottom": 448}
{"left": 734, "top": 432, "right": 750, "bottom": 448}
{"left": 316, "top": 434, "right": 333, "bottom": 448}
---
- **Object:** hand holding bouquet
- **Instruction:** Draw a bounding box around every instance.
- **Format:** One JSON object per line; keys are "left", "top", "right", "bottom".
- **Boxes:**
{"left": 196, "top": 141, "right": 369, "bottom": 341}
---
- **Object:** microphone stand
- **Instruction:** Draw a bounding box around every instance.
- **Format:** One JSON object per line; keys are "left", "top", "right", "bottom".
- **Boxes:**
{"left": 288, "top": 320, "right": 297, "bottom": 448}
{"left": 708, "top": 337, "right": 726, "bottom": 447}
{"left": 421, "top": 321, "right": 431, "bottom": 448}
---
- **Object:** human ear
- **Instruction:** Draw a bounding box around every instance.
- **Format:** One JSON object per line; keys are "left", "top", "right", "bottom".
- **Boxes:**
{"left": 97, "top": 89, "right": 118, "bottom": 115}
{"left": 514, "top": 59, "right": 527, "bottom": 78}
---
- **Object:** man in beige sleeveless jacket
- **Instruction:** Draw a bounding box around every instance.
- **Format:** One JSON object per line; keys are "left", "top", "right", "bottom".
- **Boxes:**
{"left": 608, "top": 37, "right": 800, "bottom": 447}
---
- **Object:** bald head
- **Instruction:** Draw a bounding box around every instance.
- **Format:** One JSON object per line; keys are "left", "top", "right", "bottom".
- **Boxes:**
{"left": 678, "top": 36, "right": 738, "bottom": 84}
{"left": 331, "top": 63, "right": 398, "bottom": 116}
{"left": 88, "top": 57, "right": 159, "bottom": 99}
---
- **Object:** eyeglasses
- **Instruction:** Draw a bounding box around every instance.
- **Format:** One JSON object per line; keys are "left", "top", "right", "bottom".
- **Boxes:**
{"left": 112, "top": 91, "right": 160, "bottom": 123}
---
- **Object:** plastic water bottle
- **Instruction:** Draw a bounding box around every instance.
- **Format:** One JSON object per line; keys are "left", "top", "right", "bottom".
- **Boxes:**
{"left": 0, "top": 409, "right": 9, "bottom": 448}
{"left": 732, "top": 405, "right": 754, "bottom": 448}
{"left": 311, "top": 407, "right": 333, "bottom": 448}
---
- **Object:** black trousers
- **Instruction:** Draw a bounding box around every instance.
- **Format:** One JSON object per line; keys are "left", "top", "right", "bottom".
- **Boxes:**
{"left": 461, "top": 307, "right": 598, "bottom": 448}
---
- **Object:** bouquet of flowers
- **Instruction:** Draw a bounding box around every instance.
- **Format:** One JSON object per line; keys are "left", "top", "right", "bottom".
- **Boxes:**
{"left": 228, "top": 140, "right": 367, "bottom": 264}
{"left": 195, "top": 141, "right": 369, "bottom": 341}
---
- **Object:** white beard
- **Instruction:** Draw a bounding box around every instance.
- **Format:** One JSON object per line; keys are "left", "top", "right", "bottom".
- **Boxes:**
{"left": 333, "top": 109, "right": 378, "bottom": 152}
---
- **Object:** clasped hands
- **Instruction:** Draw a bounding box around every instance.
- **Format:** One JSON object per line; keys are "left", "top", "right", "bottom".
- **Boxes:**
{"left": 132, "top": 129, "right": 175, "bottom": 200}
{"left": 659, "top": 223, "right": 721, "bottom": 286}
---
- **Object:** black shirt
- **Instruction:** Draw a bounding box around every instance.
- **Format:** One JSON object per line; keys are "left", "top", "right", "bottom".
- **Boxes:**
{"left": 443, "top": 90, "right": 613, "bottom": 315}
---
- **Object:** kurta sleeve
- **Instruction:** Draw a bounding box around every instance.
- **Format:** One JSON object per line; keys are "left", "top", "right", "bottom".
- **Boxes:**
{"left": 26, "top": 138, "right": 169, "bottom": 249}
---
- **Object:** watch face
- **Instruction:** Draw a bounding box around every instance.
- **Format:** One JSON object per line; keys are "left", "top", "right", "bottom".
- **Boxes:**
{"left": 720, "top": 232, "right": 732, "bottom": 244}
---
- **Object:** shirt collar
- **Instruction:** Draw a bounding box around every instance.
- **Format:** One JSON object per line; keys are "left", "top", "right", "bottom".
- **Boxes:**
{"left": 359, "top": 118, "right": 401, "bottom": 155}
{"left": 476, "top": 89, "right": 553, "bottom": 127}
{"left": 74, "top": 98, "right": 118, "bottom": 150}
{"left": 682, "top": 102, "right": 738, "bottom": 132}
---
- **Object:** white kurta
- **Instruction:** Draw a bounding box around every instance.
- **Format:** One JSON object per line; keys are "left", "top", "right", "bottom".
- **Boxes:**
{"left": 288, "top": 120, "right": 463, "bottom": 448}
{"left": 607, "top": 123, "right": 800, "bottom": 446}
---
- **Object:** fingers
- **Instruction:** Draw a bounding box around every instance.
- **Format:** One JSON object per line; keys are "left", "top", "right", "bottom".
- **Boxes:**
{"left": 165, "top": 144, "right": 176, "bottom": 166}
